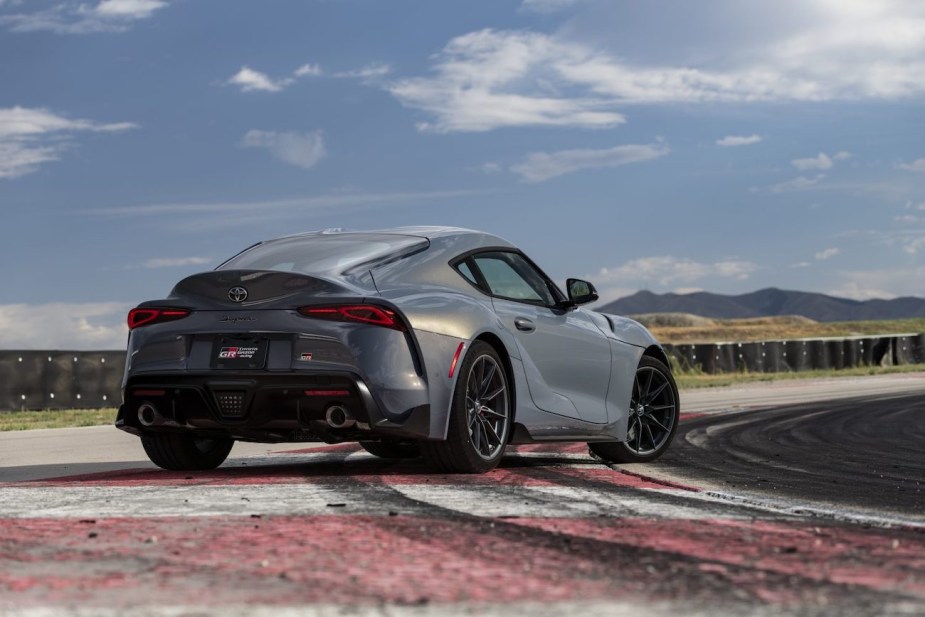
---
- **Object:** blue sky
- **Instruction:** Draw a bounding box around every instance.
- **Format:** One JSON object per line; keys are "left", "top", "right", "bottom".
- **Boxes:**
{"left": 2, "top": 0, "right": 924, "bottom": 348}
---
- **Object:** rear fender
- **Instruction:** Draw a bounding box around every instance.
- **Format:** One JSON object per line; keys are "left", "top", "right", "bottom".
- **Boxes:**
{"left": 415, "top": 325, "right": 526, "bottom": 441}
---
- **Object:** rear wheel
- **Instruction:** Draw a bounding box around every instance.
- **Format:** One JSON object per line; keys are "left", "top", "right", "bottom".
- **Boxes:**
{"left": 141, "top": 432, "right": 234, "bottom": 471}
{"left": 589, "top": 356, "right": 679, "bottom": 464}
{"left": 421, "top": 341, "right": 511, "bottom": 473}
{"left": 359, "top": 441, "right": 420, "bottom": 459}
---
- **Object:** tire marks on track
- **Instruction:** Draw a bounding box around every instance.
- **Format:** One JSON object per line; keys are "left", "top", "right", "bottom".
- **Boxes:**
{"left": 2, "top": 430, "right": 925, "bottom": 615}
{"left": 647, "top": 393, "right": 925, "bottom": 519}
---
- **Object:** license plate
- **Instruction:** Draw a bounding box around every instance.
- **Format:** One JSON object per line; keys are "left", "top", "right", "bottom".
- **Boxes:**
{"left": 212, "top": 337, "right": 268, "bottom": 369}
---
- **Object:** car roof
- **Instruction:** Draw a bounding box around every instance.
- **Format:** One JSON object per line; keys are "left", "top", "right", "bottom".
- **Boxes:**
{"left": 270, "top": 226, "right": 493, "bottom": 243}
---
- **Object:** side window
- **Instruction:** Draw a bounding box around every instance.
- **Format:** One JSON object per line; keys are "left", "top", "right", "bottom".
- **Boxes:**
{"left": 473, "top": 252, "right": 555, "bottom": 305}
{"left": 456, "top": 260, "right": 479, "bottom": 286}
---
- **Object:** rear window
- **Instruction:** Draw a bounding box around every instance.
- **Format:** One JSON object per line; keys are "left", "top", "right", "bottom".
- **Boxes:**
{"left": 218, "top": 234, "right": 428, "bottom": 276}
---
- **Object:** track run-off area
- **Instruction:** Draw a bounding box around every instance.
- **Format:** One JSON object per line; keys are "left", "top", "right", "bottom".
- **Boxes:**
{"left": 1, "top": 373, "right": 924, "bottom": 616}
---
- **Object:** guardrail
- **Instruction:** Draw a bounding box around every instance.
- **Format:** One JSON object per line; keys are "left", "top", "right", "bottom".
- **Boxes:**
{"left": 1, "top": 336, "right": 924, "bottom": 410}
{"left": 664, "top": 334, "right": 925, "bottom": 374}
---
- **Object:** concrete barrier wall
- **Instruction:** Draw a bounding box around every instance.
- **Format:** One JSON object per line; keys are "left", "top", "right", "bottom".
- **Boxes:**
{"left": 0, "top": 351, "right": 125, "bottom": 411}
{"left": 664, "top": 334, "right": 925, "bottom": 375}
{"left": 1, "top": 336, "right": 923, "bottom": 410}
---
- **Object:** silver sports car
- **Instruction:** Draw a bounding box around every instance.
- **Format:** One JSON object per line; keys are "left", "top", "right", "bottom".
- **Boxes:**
{"left": 118, "top": 227, "right": 679, "bottom": 473}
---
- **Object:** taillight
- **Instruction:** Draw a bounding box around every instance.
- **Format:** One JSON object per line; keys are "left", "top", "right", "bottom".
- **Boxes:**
{"left": 298, "top": 305, "right": 405, "bottom": 331}
{"left": 127, "top": 307, "right": 191, "bottom": 330}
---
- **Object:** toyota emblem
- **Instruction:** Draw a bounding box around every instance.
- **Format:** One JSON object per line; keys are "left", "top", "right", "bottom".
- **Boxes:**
{"left": 228, "top": 286, "right": 248, "bottom": 303}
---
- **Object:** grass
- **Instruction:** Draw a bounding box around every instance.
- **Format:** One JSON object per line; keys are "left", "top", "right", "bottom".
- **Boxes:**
{"left": 649, "top": 316, "right": 925, "bottom": 344}
{"left": 675, "top": 363, "right": 925, "bottom": 389}
{"left": 0, "top": 408, "right": 116, "bottom": 431}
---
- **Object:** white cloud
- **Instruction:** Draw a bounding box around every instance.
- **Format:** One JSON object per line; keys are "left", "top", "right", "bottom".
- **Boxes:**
{"left": 900, "top": 237, "right": 925, "bottom": 255}
{"left": 792, "top": 152, "right": 834, "bottom": 170}
{"left": 833, "top": 151, "right": 852, "bottom": 160}
{"left": 829, "top": 263, "right": 925, "bottom": 300}
{"left": 95, "top": 0, "right": 165, "bottom": 18}
{"left": 388, "top": 3, "right": 925, "bottom": 132}
{"left": 828, "top": 282, "right": 897, "bottom": 301}
{"left": 294, "top": 63, "right": 323, "bottom": 77}
{"left": 0, "top": 0, "right": 167, "bottom": 34}
{"left": 388, "top": 30, "right": 625, "bottom": 132}
{"left": 510, "top": 143, "right": 668, "bottom": 182}
{"left": 898, "top": 158, "right": 925, "bottom": 173}
{"left": 478, "top": 162, "right": 503, "bottom": 174}
{"left": 791, "top": 262, "right": 812, "bottom": 269}
{"left": 861, "top": 227, "right": 925, "bottom": 256}
{"left": 765, "top": 174, "right": 826, "bottom": 193}
{"left": 814, "top": 247, "right": 840, "bottom": 260}
{"left": 0, "top": 303, "right": 129, "bottom": 350}
{"left": 0, "top": 106, "right": 136, "bottom": 179}
{"left": 894, "top": 214, "right": 922, "bottom": 224}
{"left": 0, "top": 141, "right": 61, "bottom": 180}
{"left": 241, "top": 130, "right": 326, "bottom": 170}
{"left": 0, "top": 106, "right": 135, "bottom": 137}
{"left": 231, "top": 62, "right": 390, "bottom": 89}
{"left": 673, "top": 287, "right": 705, "bottom": 295}
{"left": 143, "top": 256, "right": 211, "bottom": 269}
{"left": 335, "top": 63, "right": 391, "bottom": 80}
{"left": 716, "top": 134, "right": 762, "bottom": 147}
{"left": 594, "top": 256, "right": 758, "bottom": 288}
{"left": 227, "top": 66, "right": 294, "bottom": 93}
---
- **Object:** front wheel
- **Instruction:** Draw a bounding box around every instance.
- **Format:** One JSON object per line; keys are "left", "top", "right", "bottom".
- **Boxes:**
{"left": 589, "top": 356, "right": 679, "bottom": 464}
{"left": 141, "top": 432, "right": 234, "bottom": 471}
{"left": 421, "top": 341, "right": 511, "bottom": 473}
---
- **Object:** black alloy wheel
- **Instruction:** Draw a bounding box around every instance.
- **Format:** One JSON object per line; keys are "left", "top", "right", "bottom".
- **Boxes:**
{"left": 421, "top": 341, "right": 511, "bottom": 473}
{"left": 589, "top": 355, "right": 679, "bottom": 464}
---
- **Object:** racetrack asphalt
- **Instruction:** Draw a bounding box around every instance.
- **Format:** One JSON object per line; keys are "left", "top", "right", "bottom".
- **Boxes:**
{"left": 644, "top": 392, "right": 925, "bottom": 519}
{"left": 1, "top": 374, "right": 924, "bottom": 616}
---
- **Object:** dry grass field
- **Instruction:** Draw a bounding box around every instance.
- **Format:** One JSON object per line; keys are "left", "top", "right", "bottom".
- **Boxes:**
{"left": 637, "top": 314, "right": 925, "bottom": 344}
{"left": 0, "top": 408, "right": 116, "bottom": 431}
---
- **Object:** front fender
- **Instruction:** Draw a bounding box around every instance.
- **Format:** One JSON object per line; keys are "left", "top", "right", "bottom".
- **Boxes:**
{"left": 595, "top": 312, "right": 661, "bottom": 349}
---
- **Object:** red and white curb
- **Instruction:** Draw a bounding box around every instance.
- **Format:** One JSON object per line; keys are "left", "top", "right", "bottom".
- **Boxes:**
{"left": 1, "top": 442, "right": 924, "bottom": 615}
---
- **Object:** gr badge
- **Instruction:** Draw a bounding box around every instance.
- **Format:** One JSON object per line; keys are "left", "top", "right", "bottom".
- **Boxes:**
{"left": 219, "top": 346, "right": 259, "bottom": 360}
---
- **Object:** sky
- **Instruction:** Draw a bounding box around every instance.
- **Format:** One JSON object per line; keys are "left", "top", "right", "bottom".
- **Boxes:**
{"left": 1, "top": 0, "right": 925, "bottom": 349}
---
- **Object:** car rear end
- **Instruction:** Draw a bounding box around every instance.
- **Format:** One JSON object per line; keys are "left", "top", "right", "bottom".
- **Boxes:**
{"left": 117, "top": 232, "right": 433, "bottom": 444}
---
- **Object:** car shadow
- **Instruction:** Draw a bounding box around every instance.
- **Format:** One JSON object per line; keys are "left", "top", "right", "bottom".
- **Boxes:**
{"left": 15, "top": 444, "right": 601, "bottom": 486}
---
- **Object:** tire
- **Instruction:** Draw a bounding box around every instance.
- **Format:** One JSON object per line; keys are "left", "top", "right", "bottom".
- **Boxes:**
{"left": 421, "top": 341, "right": 511, "bottom": 473}
{"left": 359, "top": 441, "right": 421, "bottom": 459}
{"left": 140, "top": 432, "right": 234, "bottom": 471}
{"left": 589, "top": 356, "right": 679, "bottom": 464}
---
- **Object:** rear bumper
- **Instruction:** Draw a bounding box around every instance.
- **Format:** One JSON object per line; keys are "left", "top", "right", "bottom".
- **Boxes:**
{"left": 117, "top": 371, "right": 430, "bottom": 443}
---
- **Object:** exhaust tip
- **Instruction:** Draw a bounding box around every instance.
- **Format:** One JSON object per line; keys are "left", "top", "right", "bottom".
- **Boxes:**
{"left": 325, "top": 404, "right": 355, "bottom": 429}
{"left": 138, "top": 402, "right": 158, "bottom": 427}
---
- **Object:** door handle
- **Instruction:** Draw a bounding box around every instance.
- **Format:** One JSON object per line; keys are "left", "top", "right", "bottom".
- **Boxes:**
{"left": 514, "top": 317, "right": 535, "bottom": 332}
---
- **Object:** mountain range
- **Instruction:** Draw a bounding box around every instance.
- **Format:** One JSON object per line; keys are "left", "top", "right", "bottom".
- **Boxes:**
{"left": 597, "top": 288, "right": 925, "bottom": 322}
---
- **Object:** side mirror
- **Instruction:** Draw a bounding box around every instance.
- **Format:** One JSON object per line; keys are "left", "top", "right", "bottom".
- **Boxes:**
{"left": 566, "top": 278, "right": 599, "bottom": 306}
